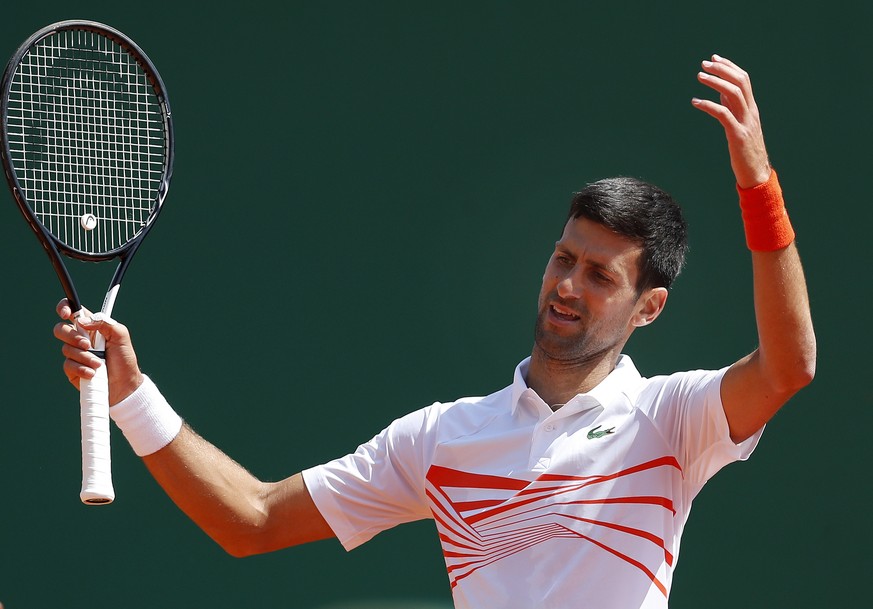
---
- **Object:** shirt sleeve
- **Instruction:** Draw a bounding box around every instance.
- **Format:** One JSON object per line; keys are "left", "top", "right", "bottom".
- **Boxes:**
{"left": 302, "top": 405, "right": 436, "bottom": 551}
{"left": 638, "top": 367, "right": 763, "bottom": 492}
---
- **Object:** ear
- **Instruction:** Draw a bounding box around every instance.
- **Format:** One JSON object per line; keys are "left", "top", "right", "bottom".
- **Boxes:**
{"left": 631, "top": 287, "right": 668, "bottom": 328}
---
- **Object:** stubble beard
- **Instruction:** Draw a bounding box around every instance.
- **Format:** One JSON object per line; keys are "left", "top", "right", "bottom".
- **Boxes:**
{"left": 532, "top": 301, "right": 601, "bottom": 366}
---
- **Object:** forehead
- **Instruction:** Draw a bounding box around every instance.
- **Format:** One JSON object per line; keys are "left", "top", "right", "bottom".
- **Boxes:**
{"left": 557, "top": 217, "right": 643, "bottom": 275}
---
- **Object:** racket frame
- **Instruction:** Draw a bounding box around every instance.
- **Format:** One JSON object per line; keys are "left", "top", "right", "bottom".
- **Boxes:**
{"left": 0, "top": 20, "right": 175, "bottom": 503}
{"left": 1, "top": 20, "right": 174, "bottom": 310}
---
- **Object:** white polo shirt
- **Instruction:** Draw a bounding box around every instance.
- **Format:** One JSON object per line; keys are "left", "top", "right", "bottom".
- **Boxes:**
{"left": 302, "top": 356, "right": 762, "bottom": 609}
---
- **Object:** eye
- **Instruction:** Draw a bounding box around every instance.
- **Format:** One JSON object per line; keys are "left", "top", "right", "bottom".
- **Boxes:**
{"left": 591, "top": 270, "right": 613, "bottom": 285}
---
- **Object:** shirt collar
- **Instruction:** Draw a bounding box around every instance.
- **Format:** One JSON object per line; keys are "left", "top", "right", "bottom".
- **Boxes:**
{"left": 510, "top": 357, "right": 533, "bottom": 414}
{"left": 511, "top": 355, "right": 642, "bottom": 417}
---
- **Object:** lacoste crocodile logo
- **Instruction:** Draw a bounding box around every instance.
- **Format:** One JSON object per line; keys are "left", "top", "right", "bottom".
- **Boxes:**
{"left": 586, "top": 425, "right": 616, "bottom": 440}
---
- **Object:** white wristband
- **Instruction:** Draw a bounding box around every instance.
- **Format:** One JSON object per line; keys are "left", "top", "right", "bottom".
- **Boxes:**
{"left": 110, "top": 375, "right": 183, "bottom": 457}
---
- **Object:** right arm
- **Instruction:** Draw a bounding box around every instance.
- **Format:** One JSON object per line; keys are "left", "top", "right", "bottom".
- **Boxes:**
{"left": 54, "top": 300, "right": 335, "bottom": 557}
{"left": 143, "top": 426, "right": 334, "bottom": 557}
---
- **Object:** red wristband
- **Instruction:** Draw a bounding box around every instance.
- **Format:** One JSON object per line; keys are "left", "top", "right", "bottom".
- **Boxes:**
{"left": 737, "top": 169, "right": 795, "bottom": 251}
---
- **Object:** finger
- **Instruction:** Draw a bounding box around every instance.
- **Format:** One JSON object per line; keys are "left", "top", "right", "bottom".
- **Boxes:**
{"left": 702, "top": 55, "right": 747, "bottom": 84}
{"left": 691, "top": 97, "right": 739, "bottom": 131}
{"left": 709, "top": 53, "right": 743, "bottom": 73}
{"left": 56, "top": 298, "right": 73, "bottom": 320}
{"left": 76, "top": 314, "right": 127, "bottom": 343}
{"left": 54, "top": 321, "right": 92, "bottom": 349}
{"left": 63, "top": 357, "right": 96, "bottom": 388}
{"left": 696, "top": 70, "right": 748, "bottom": 118}
{"left": 700, "top": 55, "right": 757, "bottom": 111}
{"left": 61, "top": 342, "right": 103, "bottom": 368}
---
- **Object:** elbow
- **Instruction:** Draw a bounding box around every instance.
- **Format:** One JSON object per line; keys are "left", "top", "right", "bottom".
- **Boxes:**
{"left": 798, "top": 355, "right": 817, "bottom": 389}
{"left": 222, "top": 541, "right": 259, "bottom": 559}
{"left": 207, "top": 506, "right": 273, "bottom": 559}
{"left": 205, "top": 528, "right": 254, "bottom": 558}
{"left": 215, "top": 484, "right": 279, "bottom": 558}
{"left": 794, "top": 339, "right": 818, "bottom": 389}
{"left": 214, "top": 527, "right": 269, "bottom": 559}
{"left": 783, "top": 365, "right": 815, "bottom": 397}
{"left": 211, "top": 499, "right": 289, "bottom": 558}
{"left": 215, "top": 530, "right": 251, "bottom": 557}
{"left": 772, "top": 343, "right": 817, "bottom": 397}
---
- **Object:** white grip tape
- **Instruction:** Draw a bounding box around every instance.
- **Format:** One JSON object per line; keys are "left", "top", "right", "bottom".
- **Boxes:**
{"left": 80, "top": 361, "right": 115, "bottom": 504}
{"left": 110, "top": 376, "right": 183, "bottom": 457}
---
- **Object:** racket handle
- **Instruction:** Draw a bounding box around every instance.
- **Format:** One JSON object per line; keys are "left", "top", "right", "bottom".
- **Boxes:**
{"left": 80, "top": 355, "right": 115, "bottom": 505}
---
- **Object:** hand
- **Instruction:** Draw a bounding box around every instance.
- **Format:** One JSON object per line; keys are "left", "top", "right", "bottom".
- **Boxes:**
{"left": 692, "top": 54, "right": 771, "bottom": 189}
{"left": 54, "top": 299, "right": 144, "bottom": 405}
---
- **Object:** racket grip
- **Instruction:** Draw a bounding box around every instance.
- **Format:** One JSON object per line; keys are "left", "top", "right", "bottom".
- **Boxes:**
{"left": 80, "top": 355, "right": 115, "bottom": 505}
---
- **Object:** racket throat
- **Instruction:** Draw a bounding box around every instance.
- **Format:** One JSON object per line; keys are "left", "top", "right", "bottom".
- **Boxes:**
{"left": 101, "top": 284, "right": 121, "bottom": 318}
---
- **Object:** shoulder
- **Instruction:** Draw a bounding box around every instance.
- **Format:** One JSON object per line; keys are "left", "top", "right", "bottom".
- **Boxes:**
{"left": 392, "top": 385, "right": 514, "bottom": 443}
{"left": 631, "top": 366, "right": 729, "bottom": 434}
{"left": 636, "top": 367, "right": 727, "bottom": 404}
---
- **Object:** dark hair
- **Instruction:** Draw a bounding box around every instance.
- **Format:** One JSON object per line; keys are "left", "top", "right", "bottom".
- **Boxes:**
{"left": 567, "top": 177, "right": 688, "bottom": 291}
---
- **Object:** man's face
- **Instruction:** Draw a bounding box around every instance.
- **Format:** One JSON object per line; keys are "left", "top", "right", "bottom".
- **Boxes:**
{"left": 534, "top": 217, "right": 654, "bottom": 364}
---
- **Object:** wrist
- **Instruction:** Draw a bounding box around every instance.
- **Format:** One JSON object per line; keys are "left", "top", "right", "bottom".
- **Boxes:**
{"left": 110, "top": 375, "right": 183, "bottom": 457}
{"left": 736, "top": 163, "right": 772, "bottom": 190}
{"left": 111, "top": 371, "right": 145, "bottom": 406}
{"left": 737, "top": 168, "right": 795, "bottom": 251}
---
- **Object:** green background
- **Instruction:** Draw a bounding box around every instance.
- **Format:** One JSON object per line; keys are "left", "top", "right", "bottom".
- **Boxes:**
{"left": 1, "top": 2, "right": 870, "bottom": 608}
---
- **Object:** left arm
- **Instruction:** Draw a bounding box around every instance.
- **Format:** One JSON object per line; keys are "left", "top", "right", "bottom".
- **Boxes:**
{"left": 692, "top": 55, "right": 816, "bottom": 443}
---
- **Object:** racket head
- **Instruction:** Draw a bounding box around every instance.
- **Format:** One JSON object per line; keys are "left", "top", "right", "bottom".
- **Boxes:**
{"left": 0, "top": 20, "right": 174, "bottom": 263}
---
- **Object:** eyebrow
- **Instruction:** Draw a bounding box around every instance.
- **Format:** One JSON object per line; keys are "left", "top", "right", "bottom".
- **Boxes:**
{"left": 588, "top": 259, "right": 622, "bottom": 277}
{"left": 553, "top": 245, "right": 626, "bottom": 282}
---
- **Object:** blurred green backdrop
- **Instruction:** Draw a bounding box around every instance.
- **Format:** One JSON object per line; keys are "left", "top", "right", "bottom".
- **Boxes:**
{"left": 1, "top": 2, "right": 870, "bottom": 608}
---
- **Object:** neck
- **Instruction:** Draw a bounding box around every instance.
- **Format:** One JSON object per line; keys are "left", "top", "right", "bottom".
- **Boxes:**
{"left": 526, "top": 346, "right": 620, "bottom": 407}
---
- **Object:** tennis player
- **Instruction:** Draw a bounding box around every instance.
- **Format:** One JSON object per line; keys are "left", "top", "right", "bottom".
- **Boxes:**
{"left": 54, "top": 55, "right": 815, "bottom": 608}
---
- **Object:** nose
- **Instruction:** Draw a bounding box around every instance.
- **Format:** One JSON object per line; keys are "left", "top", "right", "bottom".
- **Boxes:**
{"left": 556, "top": 274, "right": 581, "bottom": 299}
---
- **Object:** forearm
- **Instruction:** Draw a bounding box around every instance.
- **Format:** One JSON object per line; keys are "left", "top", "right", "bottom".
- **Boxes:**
{"left": 142, "top": 426, "right": 333, "bottom": 556}
{"left": 739, "top": 172, "right": 816, "bottom": 391}
{"left": 113, "top": 380, "right": 333, "bottom": 556}
{"left": 55, "top": 307, "right": 333, "bottom": 553}
{"left": 750, "top": 242, "right": 816, "bottom": 393}
{"left": 142, "top": 424, "right": 272, "bottom": 555}
{"left": 721, "top": 178, "right": 816, "bottom": 442}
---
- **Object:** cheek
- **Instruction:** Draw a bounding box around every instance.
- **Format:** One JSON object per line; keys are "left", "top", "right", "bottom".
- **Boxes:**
{"left": 536, "top": 283, "right": 549, "bottom": 310}
{"left": 539, "top": 268, "right": 557, "bottom": 294}
{"left": 602, "top": 295, "right": 640, "bottom": 324}
{"left": 543, "top": 275, "right": 558, "bottom": 292}
{"left": 537, "top": 281, "right": 559, "bottom": 313}
{"left": 541, "top": 263, "right": 554, "bottom": 284}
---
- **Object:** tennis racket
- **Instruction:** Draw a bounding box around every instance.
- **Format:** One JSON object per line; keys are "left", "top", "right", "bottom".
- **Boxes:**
{"left": 0, "top": 20, "right": 174, "bottom": 504}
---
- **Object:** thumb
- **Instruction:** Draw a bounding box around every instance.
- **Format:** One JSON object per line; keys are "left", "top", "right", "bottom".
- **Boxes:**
{"left": 75, "top": 313, "right": 141, "bottom": 404}
{"left": 75, "top": 312, "right": 127, "bottom": 349}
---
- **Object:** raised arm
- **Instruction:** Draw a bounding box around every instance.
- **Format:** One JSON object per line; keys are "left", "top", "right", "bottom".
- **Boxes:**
{"left": 692, "top": 55, "right": 816, "bottom": 443}
{"left": 54, "top": 300, "right": 334, "bottom": 556}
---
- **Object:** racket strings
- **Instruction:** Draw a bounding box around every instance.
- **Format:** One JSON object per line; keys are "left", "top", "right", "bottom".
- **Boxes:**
{"left": 5, "top": 28, "right": 167, "bottom": 255}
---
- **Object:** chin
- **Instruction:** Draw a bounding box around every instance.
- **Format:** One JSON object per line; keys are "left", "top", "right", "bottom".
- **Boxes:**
{"left": 533, "top": 329, "right": 587, "bottom": 362}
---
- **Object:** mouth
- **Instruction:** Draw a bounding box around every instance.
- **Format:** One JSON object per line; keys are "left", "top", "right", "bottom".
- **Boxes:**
{"left": 548, "top": 302, "right": 581, "bottom": 324}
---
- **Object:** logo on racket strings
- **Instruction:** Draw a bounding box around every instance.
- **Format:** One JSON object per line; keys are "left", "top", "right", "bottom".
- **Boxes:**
{"left": 80, "top": 213, "right": 98, "bottom": 231}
